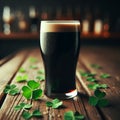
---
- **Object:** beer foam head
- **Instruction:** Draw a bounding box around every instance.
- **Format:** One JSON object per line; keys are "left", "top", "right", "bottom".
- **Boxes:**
{"left": 40, "top": 20, "right": 80, "bottom": 32}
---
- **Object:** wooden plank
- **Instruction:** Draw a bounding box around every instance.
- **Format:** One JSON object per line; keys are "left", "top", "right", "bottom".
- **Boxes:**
{"left": 76, "top": 46, "right": 120, "bottom": 120}
{"left": 0, "top": 49, "right": 28, "bottom": 102}
{"left": 0, "top": 48, "right": 104, "bottom": 120}
{"left": 0, "top": 48, "right": 40, "bottom": 119}
{"left": 0, "top": 54, "right": 14, "bottom": 66}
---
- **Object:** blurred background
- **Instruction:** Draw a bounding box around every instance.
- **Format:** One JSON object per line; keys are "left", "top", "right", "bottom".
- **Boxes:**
{"left": 0, "top": 0, "right": 120, "bottom": 58}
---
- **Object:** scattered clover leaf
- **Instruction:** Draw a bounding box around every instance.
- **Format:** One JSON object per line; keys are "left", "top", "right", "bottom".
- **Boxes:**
{"left": 32, "top": 89, "right": 43, "bottom": 100}
{"left": 90, "top": 64, "right": 102, "bottom": 69}
{"left": 29, "top": 65, "right": 38, "bottom": 69}
{"left": 29, "top": 57, "right": 38, "bottom": 63}
{"left": 89, "top": 89, "right": 109, "bottom": 107}
{"left": 46, "top": 98, "right": 63, "bottom": 109}
{"left": 22, "top": 111, "right": 32, "bottom": 120}
{"left": 37, "top": 70, "right": 44, "bottom": 74}
{"left": 74, "top": 111, "right": 85, "bottom": 120}
{"left": 88, "top": 96, "right": 98, "bottom": 106}
{"left": 27, "top": 80, "right": 40, "bottom": 90}
{"left": 64, "top": 111, "right": 74, "bottom": 120}
{"left": 94, "top": 89, "right": 106, "bottom": 99}
{"left": 88, "top": 83, "right": 108, "bottom": 90}
{"left": 32, "top": 109, "right": 42, "bottom": 117}
{"left": 97, "top": 99, "right": 109, "bottom": 107}
{"left": 22, "top": 109, "right": 42, "bottom": 120}
{"left": 16, "top": 74, "right": 28, "bottom": 82}
{"left": 14, "top": 102, "right": 32, "bottom": 111}
{"left": 22, "top": 86, "right": 32, "bottom": 99}
{"left": 22, "top": 80, "right": 42, "bottom": 100}
{"left": 18, "top": 67, "right": 26, "bottom": 73}
{"left": 4, "top": 84, "right": 19, "bottom": 96}
{"left": 86, "top": 77, "right": 96, "bottom": 82}
{"left": 87, "top": 83, "right": 99, "bottom": 90}
{"left": 64, "top": 111, "right": 85, "bottom": 120}
{"left": 100, "top": 73, "right": 111, "bottom": 78}
{"left": 36, "top": 76, "right": 45, "bottom": 81}
{"left": 80, "top": 72, "right": 96, "bottom": 77}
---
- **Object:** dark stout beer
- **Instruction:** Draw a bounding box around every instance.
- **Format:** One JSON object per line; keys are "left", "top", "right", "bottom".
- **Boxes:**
{"left": 40, "top": 21, "right": 80, "bottom": 99}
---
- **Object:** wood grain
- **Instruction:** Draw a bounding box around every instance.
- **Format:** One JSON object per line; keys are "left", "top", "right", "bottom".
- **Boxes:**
{"left": 76, "top": 46, "right": 120, "bottom": 120}
{"left": 0, "top": 46, "right": 120, "bottom": 120}
{"left": 0, "top": 49, "right": 28, "bottom": 102}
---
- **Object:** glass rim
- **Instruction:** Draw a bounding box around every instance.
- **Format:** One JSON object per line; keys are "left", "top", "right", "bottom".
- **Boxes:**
{"left": 41, "top": 20, "right": 80, "bottom": 24}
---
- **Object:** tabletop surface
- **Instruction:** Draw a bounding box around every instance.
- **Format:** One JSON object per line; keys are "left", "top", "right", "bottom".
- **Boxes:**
{"left": 0, "top": 45, "right": 120, "bottom": 120}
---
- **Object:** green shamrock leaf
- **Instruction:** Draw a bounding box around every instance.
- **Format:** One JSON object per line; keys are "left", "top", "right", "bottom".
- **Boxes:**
{"left": 32, "top": 89, "right": 43, "bottom": 100}
{"left": 97, "top": 99, "right": 109, "bottom": 107}
{"left": 22, "top": 86, "right": 32, "bottom": 99}
{"left": 16, "top": 74, "right": 28, "bottom": 82}
{"left": 22, "top": 109, "right": 42, "bottom": 120}
{"left": 22, "top": 80, "right": 43, "bottom": 100}
{"left": 64, "top": 111, "right": 74, "bottom": 120}
{"left": 29, "top": 57, "right": 38, "bottom": 63}
{"left": 36, "top": 76, "right": 45, "bottom": 81}
{"left": 32, "top": 109, "right": 42, "bottom": 117}
{"left": 46, "top": 98, "right": 63, "bottom": 109}
{"left": 29, "top": 65, "right": 38, "bottom": 69}
{"left": 74, "top": 111, "right": 85, "bottom": 120}
{"left": 86, "top": 77, "right": 96, "bottom": 82}
{"left": 14, "top": 102, "right": 32, "bottom": 111}
{"left": 4, "top": 84, "right": 19, "bottom": 96}
{"left": 64, "top": 111, "right": 85, "bottom": 120}
{"left": 18, "top": 67, "right": 26, "bottom": 73}
{"left": 37, "top": 70, "right": 44, "bottom": 74}
{"left": 90, "top": 64, "right": 102, "bottom": 69}
{"left": 88, "top": 96, "right": 98, "bottom": 106}
{"left": 100, "top": 73, "right": 111, "bottom": 78}
{"left": 27, "top": 80, "right": 40, "bottom": 90}
{"left": 22, "top": 111, "right": 32, "bottom": 120}
{"left": 94, "top": 89, "right": 106, "bottom": 99}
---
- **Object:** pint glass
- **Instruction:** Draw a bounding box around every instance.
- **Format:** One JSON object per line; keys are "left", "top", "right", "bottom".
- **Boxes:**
{"left": 40, "top": 20, "right": 80, "bottom": 99}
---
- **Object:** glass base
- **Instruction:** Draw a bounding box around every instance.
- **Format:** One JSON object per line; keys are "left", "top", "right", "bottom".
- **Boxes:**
{"left": 45, "top": 89, "right": 77, "bottom": 99}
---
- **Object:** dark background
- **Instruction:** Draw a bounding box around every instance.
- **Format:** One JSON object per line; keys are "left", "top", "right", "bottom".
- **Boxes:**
{"left": 0, "top": 0, "right": 120, "bottom": 58}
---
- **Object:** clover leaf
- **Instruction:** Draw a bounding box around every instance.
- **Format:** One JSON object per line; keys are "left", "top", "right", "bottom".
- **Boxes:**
{"left": 16, "top": 74, "right": 28, "bottom": 82}
{"left": 97, "top": 99, "right": 109, "bottom": 107}
{"left": 18, "top": 67, "right": 26, "bottom": 73}
{"left": 64, "top": 111, "right": 85, "bottom": 120}
{"left": 46, "top": 98, "right": 63, "bottom": 109}
{"left": 32, "top": 89, "right": 43, "bottom": 100}
{"left": 22, "top": 80, "right": 42, "bottom": 100}
{"left": 90, "top": 64, "right": 102, "bottom": 69}
{"left": 64, "top": 111, "right": 74, "bottom": 120}
{"left": 22, "top": 86, "right": 32, "bottom": 99}
{"left": 14, "top": 102, "right": 32, "bottom": 111}
{"left": 37, "top": 70, "right": 45, "bottom": 74}
{"left": 80, "top": 72, "right": 96, "bottom": 77}
{"left": 4, "top": 84, "right": 19, "bottom": 96}
{"left": 94, "top": 89, "right": 106, "bottom": 99}
{"left": 36, "top": 76, "right": 45, "bottom": 81}
{"left": 89, "top": 96, "right": 98, "bottom": 106}
{"left": 29, "top": 65, "right": 38, "bottom": 69}
{"left": 89, "top": 90, "right": 109, "bottom": 107}
{"left": 27, "top": 80, "right": 40, "bottom": 90}
{"left": 22, "top": 109, "right": 42, "bottom": 120}
{"left": 32, "top": 109, "right": 42, "bottom": 117}
{"left": 87, "top": 83, "right": 99, "bottom": 90}
{"left": 100, "top": 73, "right": 111, "bottom": 78}
{"left": 29, "top": 57, "right": 38, "bottom": 63}
{"left": 86, "top": 77, "right": 96, "bottom": 82}
{"left": 22, "top": 111, "right": 32, "bottom": 120}
{"left": 88, "top": 83, "right": 108, "bottom": 90}
{"left": 74, "top": 111, "right": 85, "bottom": 120}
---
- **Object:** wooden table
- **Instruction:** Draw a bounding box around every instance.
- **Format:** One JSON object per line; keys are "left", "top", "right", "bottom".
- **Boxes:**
{"left": 0, "top": 45, "right": 120, "bottom": 120}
